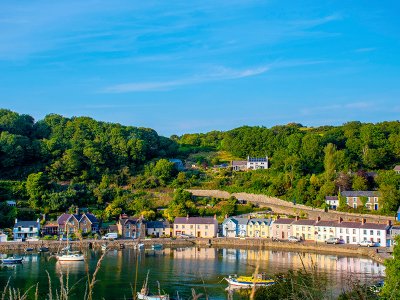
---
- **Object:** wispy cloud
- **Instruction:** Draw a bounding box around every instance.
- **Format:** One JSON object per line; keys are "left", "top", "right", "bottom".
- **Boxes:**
{"left": 101, "top": 65, "right": 270, "bottom": 93}
{"left": 354, "top": 47, "right": 376, "bottom": 53}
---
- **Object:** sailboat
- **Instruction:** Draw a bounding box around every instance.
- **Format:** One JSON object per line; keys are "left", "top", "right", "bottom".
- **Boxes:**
{"left": 137, "top": 272, "right": 169, "bottom": 300}
{"left": 57, "top": 230, "right": 84, "bottom": 262}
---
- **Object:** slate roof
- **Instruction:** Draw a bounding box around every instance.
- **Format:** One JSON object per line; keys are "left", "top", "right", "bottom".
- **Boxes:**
{"left": 174, "top": 217, "right": 217, "bottom": 225}
{"left": 341, "top": 191, "right": 380, "bottom": 197}
{"left": 232, "top": 160, "right": 247, "bottom": 166}
{"left": 337, "top": 221, "right": 361, "bottom": 228}
{"left": 273, "top": 218, "right": 295, "bottom": 225}
{"left": 360, "top": 223, "right": 389, "bottom": 230}
{"left": 325, "top": 196, "right": 338, "bottom": 200}
{"left": 233, "top": 217, "right": 250, "bottom": 225}
{"left": 14, "top": 221, "right": 39, "bottom": 228}
{"left": 85, "top": 213, "right": 99, "bottom": 224}
{"left": 57, "top": 213, "right": 71, "bottom": 225}
{"left": 248, "top": 218, "right": 273, "bottom": 226}
{"left": 292, "top": 219, "right": 316, "bottom": 226}
{"left": 315, "top": 220, "right": 337, "bottom": 227}
{"left": 146, "top": 221, "right": 169, "bottom": 229}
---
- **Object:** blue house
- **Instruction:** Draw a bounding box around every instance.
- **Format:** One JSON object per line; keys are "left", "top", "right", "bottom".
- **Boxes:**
{"left": 397, "top": 206, "right": 400, "bottom": 222}
{"left": 222, "top": 216, "right": 249, "bottom": 237}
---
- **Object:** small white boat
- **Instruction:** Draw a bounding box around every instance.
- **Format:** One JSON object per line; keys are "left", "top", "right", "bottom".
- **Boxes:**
{"left": 1, "top": 257, "right": 23, "bottom": 264}
{"left": 57, "top": 251, "right": 84, "bottom": 262}
{"left": 137, "top": 243, "right": 145, "bottom": 250}
{"left": 62, "top": 245, "right": 72, "bottom": 252}
{"left": 101, "top": 244, "right": 107, "bottom": 251}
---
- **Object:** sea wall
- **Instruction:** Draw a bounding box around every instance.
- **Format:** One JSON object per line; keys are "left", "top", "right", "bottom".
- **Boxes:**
{"left": 0, "top": 237, "right": 391, "bottom": 264}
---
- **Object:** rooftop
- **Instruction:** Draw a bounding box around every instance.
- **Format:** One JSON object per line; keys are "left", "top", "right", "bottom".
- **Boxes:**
{"left": 341, "top": 191, "right": 380, "bottom": 197}
{"left": 273, "top": 218, "right": 295, "bottom": 225}
{"left": 325, "top": 196, "right": 338, "bottom": 200}
{"left": 292, "top": 219, "right": 316, "bottom": 226}
{"left": 174, "top": 217, "right": 217, "bottom": 225}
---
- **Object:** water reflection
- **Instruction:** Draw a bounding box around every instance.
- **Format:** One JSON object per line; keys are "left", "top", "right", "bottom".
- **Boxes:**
{"left": 0, "top": 247, "right": 385, "bottom": 300}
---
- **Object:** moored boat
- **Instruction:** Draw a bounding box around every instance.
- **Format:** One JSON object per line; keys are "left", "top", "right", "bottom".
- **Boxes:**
{"left": 57, "top": 251, "right": 84, "bottom": 262}
{"left": 25, "top": 247, "right": 34, "bottom": 252}
{"left": 1, "top": 256, "right": 23, "bottom": 264}
{"left": 39, "top": 247, "right": 49, "bottom": 252}
{"left": 151, "top": 244, "right": 163, "bottom": 250}
{"left": 137, "top": 272, "right": 169, "bottom": 300}
{"left": 224, "top": 273, "right": 275, "bottom": 289}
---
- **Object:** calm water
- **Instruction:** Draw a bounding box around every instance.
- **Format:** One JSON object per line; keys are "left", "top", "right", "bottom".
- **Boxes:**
{"left": 0, "top": 247, "right": 385, "bottom": 299}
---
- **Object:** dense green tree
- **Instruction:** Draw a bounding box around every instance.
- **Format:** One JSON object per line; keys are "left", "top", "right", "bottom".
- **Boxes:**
{"left": 381, "top": 236, "right": 400, "bottom": 299}
{"left": 0, "top": 202, "right": 17, "bottom": 228}
{"left": 26, "top": 172, "right": 49, "bottom": 209}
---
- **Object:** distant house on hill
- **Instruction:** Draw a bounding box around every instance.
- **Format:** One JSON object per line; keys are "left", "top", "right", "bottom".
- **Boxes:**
{"left": 325, "top": 196, "right": 339, "bottom": 210}
{"left": 341, "top": 191, "right": 380, "bottom": 211}
{"left": 394, "top": 165, "right": 400, "bottom": 174}
{"left": 231, "top": 156, "right": 269, "bottom": 171}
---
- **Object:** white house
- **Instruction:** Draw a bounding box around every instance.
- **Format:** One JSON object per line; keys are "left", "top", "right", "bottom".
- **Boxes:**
{"left": 325, "top": 196, "right": 339, "bottom": 210}
{"left": 336, "top": 220, "right": 361, "bottom": 245}
{"left": 13, "top": 219, "right": 41, "bottom": 241}
{"left": 359, "top": 219, "right": 391, "bottom": 247}
{"left": 0, "top": 233, "right": 7, "bottom": 242}
{"left": 315, "top": 219, "right": 337, "bottom": 242}
{"left": 247, "top": 156, "right": 268, "bottom": 170}
{"left": 6, "top": 200, "right": 16, "bottom": 207}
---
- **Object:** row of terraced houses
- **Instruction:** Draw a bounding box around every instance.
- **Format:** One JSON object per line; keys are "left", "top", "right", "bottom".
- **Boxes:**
{"left": 222, "top": 215, "right": 396, "bottom": 247}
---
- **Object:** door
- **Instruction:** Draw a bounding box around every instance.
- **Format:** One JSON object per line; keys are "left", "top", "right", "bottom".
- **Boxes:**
{"left": 282, "top": 232, "right": 285, "bottom": 239}
{"left": 346, "top": 236, "right": 350, "bottom": 244}
{"left": 197, "top": 232, "right": 201, "bottom": 238}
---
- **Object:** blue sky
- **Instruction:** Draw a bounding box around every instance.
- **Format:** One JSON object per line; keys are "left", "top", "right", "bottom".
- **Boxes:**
{"left": 0, "top": 1, "right": 399, "bottom": 136}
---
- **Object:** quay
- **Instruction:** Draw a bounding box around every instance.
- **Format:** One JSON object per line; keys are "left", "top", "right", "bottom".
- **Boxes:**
{"left": 0, "top": 237, "right": 392, "bottom": 264}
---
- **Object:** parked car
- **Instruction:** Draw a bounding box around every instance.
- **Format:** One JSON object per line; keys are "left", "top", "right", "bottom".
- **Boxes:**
{"left": 358, "top": 240, "right": 375, "bottom": 247}
{"left": 59, "top": 236, "right": 72, "bottom": 241}
{"left": 325, "top": 237, "right": 340, "bottom": 244}
{"left": 102, "top": 233, "right": 118, "bottom": 240}
{"left": 288, "top": 236, "right": 300, "bottom": 242}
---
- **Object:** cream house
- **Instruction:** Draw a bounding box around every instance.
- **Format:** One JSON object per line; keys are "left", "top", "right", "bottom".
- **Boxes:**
{"left": 173, "top": 216, "right": 218, "bottom": 238}
{"left": 247, "top": 218, "right": 272, "bottom": 238}
{"left": 291, "top": 218, "right": 316, "bottom": 241}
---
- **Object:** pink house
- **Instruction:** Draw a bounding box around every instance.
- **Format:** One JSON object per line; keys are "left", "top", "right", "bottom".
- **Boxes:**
{"left": 271, "top": 217, "right": 295, "bottom": 239}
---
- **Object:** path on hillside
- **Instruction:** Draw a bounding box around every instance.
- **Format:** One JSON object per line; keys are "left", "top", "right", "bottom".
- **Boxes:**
{"left": 188, "top": 189, "right": 394, "bottom": 223}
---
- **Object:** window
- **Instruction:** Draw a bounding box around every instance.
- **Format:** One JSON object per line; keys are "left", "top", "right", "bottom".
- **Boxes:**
{"left": 190, "top": 225, "right": 193, "bottom": 229}
{"left": 276, "top": 225, "right": 279, "bottom": 229}
{"left": 175, "top": 225, "right": 178, "bottom": 229}
{"left": 377, "top": 238, "right": 381, "bottom": 243}
{"left": 182, "top": 225, "right": 185, "bottom": 229}
{"left": 308, "top": 227, "right": 311, "bottom": 231}
{"left": 377, "top": 231, "right": 380, "bottom": 236}
{"left": 370, "top": 230, "right": 373, "bottom": 235}
{"left": 353, "top": 197, "right": 357, "bottom": 202}
{"left": 205, "top": 225, "right": 208, "bottom": 229}
{"left": 340, "top": 228, "right": 343, "bottom": 233}
{"left": 302, "top": 226, "right": 305, "bottom": 231}
{"left": 353, "top": 203, "right": 357, "bottom": 208}
{"left": 374, "top": 197, "right": 378, "bottom": 203}
{"left": 353, "top": 229, "right": 356, "bottom": 234}
{"left": 363, "top": 230, "right": 367, "bottom": 234}
{"left": 353, "top": 237, "right": 356, "bottom": 242}
{"left": 346, "top": 229, "right": 349, "bottom": 234}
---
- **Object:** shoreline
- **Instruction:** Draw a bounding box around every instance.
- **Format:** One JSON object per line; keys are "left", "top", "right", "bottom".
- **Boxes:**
{"left": 0, "top": 237, "right": 391, "bottom": 264}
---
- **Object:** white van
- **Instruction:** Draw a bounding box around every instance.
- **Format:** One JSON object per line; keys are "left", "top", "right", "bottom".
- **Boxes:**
{"left": 102, "top": 233, "right": 118, "bottom": 240}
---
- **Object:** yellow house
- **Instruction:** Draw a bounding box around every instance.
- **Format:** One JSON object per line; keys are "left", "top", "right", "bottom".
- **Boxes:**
{"left": 247, "top": 218, "right": 272, "bottom": 238}
{"left": 173, "top": 216, "right": 218, "bottom": 238}
{"left": 292, "top": 218, "right": 317, "bottom": 241}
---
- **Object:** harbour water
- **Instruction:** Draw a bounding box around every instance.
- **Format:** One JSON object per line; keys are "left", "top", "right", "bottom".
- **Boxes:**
{"left": 0, "top": 247, "right": 385, "bottom": 299}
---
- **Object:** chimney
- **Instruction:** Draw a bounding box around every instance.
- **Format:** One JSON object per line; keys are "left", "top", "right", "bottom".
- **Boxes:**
{"left": 276, "top": 215, "right": 281, "bottom": 220}
{"left": 248, "top": 215, "right": 251, "bottom": 220}
{"left": 387, "top": 220, "right": 392, "bottom": 226}
{"left": 338, "top": 217, "right": 343, "bottom": 224}
{"left": 186, "top": 214, "right": 189, "bottom": 220}
{"left": 225, "top": 214, "right": 228, "bottom": 219}
{"left": 75, "top": 207, "right": 79, "bottom": 215}
{"left": 317, "top": 216, "right": 321, "bottom": 222}
{"left": 362, "top": 218, "right": 366, "bottom": 225}
{"left": 37, "top": 218, "right": 40, "bottom": 223}
{"left": 295, "top": 216, "right": 300, "bottom": 221}
{"left": 15, "top": 218, "right": 18, "bottom": 224}
{"left": 213, "top": 214, "right": 217, "bottom": 220}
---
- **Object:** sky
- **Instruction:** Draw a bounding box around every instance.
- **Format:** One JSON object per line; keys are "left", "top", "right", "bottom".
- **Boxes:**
{"left": 0, "top": 0, "right": 399, "bottom": 136}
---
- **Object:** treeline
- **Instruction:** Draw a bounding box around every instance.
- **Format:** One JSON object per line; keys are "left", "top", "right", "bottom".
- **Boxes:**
{"left": 175, "top": 122, "right": 400, "bottom": 173}
{"left": 0, "top": 109, "right": 178, "bottom": 180}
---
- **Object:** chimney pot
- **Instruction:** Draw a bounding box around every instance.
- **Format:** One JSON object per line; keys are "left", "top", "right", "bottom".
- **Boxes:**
{"left": 317, "top": 216, "right": 321, "bottom": 222}
{"left": 387, "top": 220, "right": 392, "bottom": 226}
{"left": 338, "top": 217, "right": 343, "bottom": 224}
{"left": 276, "top": 215, "right": 280, "bottom": 220}
{"left": 362, "top": 218, "right": 366, "bottom": 224}
{"left": 186, "top": 214, "right": 189, "bottom": 220}
{"left": 213, "top": 214, "right": 217, "bottom": 220}
{"left": 295, "top": 216, "right": 300, "bottom": 221}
